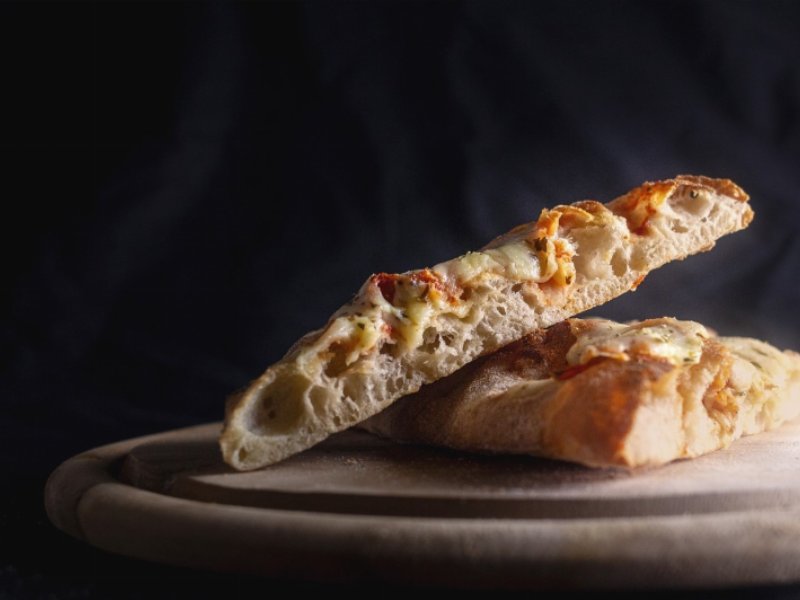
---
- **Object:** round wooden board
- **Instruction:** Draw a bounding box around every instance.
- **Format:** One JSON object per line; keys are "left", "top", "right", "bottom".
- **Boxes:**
{"left": 46, "top": 420, "right": 800, "bottom": 589}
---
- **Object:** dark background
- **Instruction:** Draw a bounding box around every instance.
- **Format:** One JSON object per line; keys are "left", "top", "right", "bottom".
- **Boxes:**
{"left": 2, "top": 1, "right": 799, "bottom": 597}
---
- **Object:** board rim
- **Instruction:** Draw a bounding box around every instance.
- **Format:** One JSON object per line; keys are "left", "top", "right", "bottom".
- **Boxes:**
{"left": 45, "top": 422, "right": 800, "bottom": 589}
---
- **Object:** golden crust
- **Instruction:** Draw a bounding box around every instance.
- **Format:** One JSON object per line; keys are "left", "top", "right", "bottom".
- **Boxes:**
{"left": 362, "top": 319, "right": 800, "bottom": 468}
{"left": 673, "top": 175, "right": 750, "bottom": 203}
{"left": 542, "top": 359, "right": 677, "bottom": 466}
{"left": 607, "top": 175, "right": 751, "bottom": 234}
{"left": 222, "top": 176, "right": 755, "bottom": 470}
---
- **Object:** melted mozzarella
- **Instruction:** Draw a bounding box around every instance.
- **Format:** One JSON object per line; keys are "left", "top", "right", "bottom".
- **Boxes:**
{"left": 567, "top": 318, "right": 709, "bottom": 367}
{"left": 434, "top": 242, "right": 548, "bottom": 284}
{"left": 304, "top": 205, "right": 625, "bottom": 371}
{"left": 395, "top": 299, "right": 433, "bottom": 349}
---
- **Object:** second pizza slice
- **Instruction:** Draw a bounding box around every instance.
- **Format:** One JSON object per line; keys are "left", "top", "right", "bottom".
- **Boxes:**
{"left": 361, "top": 317, "right": 800, "bottom": 468}
{"left": 222, "top": 176, "right": 753, "bottom": 470}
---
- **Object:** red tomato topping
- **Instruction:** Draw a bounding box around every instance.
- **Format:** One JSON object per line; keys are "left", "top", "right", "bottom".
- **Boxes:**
{"left": 372, "top": 273, "right": 398, "bottom": 304}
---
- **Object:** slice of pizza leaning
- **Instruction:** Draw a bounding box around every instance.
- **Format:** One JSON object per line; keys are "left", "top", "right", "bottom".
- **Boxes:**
{"left": 361, "top": 317, "right": 800, "bottom": 468}
{"left": 221, "top": 176, "right": 753, "bottom": 470}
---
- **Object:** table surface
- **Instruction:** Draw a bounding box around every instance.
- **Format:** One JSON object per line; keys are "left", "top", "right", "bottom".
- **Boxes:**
{"left": 43, "top": 419, "right": 800, "bottom": 591}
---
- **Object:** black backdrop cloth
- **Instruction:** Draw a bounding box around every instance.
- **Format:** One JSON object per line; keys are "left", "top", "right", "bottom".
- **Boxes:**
{"left": 2, "top": 1, "right": 800, "bottom": 597}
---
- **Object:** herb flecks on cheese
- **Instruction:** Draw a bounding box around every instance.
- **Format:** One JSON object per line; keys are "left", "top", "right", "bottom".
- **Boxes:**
{"left": 567, "top": 317, "right": 710, "bottom": 368}
{"left": 221, "top": 175, "right": 756, "bottom": 471}
{"left": 297, "top": 202, "right": 635, "bottom": 374}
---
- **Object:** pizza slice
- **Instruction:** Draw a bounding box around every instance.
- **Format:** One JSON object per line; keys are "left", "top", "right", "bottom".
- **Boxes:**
{"left": 221, "top": 175, "right": 753, "bottom": 470}
{"left": 362, "top": 317, "right": 800, "bottom": 468}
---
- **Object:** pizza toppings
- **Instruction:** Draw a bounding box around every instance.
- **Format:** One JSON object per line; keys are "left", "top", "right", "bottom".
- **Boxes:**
{"left": 438, "top": 201, "right": 621, "bottom": 289}
{"left": 611, "top": 181, "right": 675, "bottom": 234}
{"left": 295, "top": 182, "right": 736, "bottom": 380}
{"left": 566, "top": 318, "right": 709, "bottom": 368}
{"left": 307, "top": 209, "right": 602, "bottom": 369}
{"left": 609, "top": 176, "right": 750, "bottom": 235}
{"left": 222, "top": 176, "right": 757, "bottom": 471}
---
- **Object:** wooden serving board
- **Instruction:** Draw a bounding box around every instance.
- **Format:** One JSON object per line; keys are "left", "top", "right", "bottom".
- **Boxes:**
{"left": 46, "top": 420, "right": 800, "bottom": 589}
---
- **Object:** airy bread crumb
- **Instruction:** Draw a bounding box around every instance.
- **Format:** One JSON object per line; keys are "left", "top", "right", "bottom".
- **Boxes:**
{"left": 221, "top": 175, "right": 753, "bottom": 470}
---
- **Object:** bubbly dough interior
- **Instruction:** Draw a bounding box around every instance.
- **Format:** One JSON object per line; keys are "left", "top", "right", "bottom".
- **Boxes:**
{"left": 223, "top": 176, "right": 753, "bottom": 470}
{"left": 361, "top": 317, "right": 800, "bottom": 469}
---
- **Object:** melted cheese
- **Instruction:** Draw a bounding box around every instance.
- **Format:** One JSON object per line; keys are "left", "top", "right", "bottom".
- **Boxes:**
{"left": 301, "top": 203, "right": 628, "bottom": 373}
{"left": 567, "top": 318, "right": 709, "bottom": 367}
{"left": 433, "top": 217, "right": 586, "bottom": 287}
{"left": 434, "top": 243, "right": 549, "bottom": 284}
{"left": 346, "top": 315, "right": 380, "bottom": 365}
{"left": 395, "top": 299, "right": 433, "bottom": 349}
